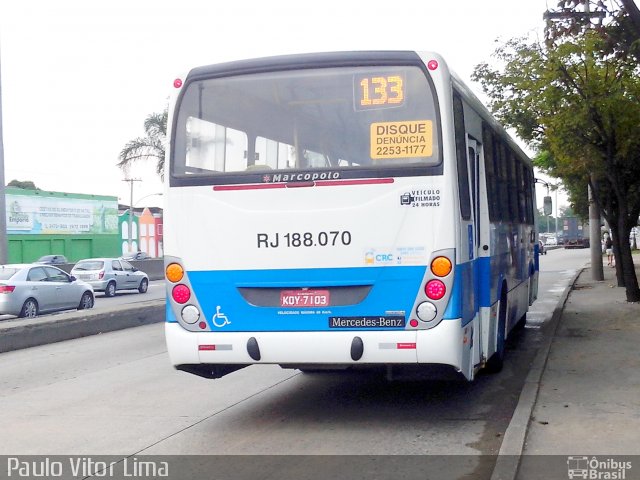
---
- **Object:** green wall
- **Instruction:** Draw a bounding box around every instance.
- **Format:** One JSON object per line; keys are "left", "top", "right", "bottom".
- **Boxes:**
{"left": 8, "top": 234, "right": 120, "bottom": 263}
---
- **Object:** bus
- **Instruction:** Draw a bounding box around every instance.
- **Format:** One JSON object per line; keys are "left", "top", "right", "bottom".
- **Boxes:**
{"left": 163, "top": 51, "right": 538, "bottom": 381}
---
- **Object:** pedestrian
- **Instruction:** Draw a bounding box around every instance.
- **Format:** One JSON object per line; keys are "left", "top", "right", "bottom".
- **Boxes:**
{"left": 605, "top": 234, "right": 613, "bottom": 266}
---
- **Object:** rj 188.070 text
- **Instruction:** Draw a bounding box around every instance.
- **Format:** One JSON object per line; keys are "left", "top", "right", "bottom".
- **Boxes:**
{"left": 257, "top": 231, "right": 352, "bottom": 248}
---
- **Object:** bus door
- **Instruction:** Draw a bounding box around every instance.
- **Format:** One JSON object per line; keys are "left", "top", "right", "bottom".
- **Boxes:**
{"left": 467, "top": 137, "right": 482, "bottom": 367}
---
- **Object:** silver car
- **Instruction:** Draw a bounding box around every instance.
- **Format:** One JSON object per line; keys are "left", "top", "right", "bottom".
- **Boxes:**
{"left": 71, "top": 258, "right": 149, "bottom": 297}
{"left": 0, "top": 264, "right": 94, "bottom": 318}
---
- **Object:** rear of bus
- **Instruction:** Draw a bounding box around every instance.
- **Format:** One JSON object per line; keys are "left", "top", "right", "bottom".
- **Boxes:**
{"left": 164, "top": 51, "right": 468, "bottom": 379}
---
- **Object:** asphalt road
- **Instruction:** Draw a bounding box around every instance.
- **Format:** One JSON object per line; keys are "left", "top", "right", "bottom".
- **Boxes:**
{"left": 0, "top": 249, "right": 590, "bottom": 479}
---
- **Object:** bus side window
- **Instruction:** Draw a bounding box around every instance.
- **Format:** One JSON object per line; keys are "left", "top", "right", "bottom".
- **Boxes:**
{"left": 453, "top": 92, "right": 471, "bottom": 220}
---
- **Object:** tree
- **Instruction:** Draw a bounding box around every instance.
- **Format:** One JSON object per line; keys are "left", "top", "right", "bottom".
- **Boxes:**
{"left": 7, "top": 180, "right": 39, "bottom": 190}
{"left": 545, "top": 0, "right": 640, "bottom": 62}
{"left": 117, "top": 109, "right": 167, "bottom": 177}
{"left": 472, "top": 32, "right": 640, "bottom": 302}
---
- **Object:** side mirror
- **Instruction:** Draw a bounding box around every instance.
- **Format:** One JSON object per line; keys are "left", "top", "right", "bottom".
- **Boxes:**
{"left": 543, "top": 196, "right": 552, "bottom": 216}
{"left": 70, "top": 275, "right": 77, "bottom": 282}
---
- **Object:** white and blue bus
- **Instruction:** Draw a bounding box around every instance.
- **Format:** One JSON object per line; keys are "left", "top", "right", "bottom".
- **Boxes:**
{"left": 164, "top": 51, "right": 538, "bottom": 381}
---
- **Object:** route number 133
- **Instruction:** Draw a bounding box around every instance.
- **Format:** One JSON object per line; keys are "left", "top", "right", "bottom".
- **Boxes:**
{"left": 358, "top": 75, "right": 404, "bottom": 109}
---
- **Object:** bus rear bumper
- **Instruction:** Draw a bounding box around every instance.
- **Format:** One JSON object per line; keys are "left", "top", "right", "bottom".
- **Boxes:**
{"left": 165, "top": 320, "right": 467, "bottom": 376}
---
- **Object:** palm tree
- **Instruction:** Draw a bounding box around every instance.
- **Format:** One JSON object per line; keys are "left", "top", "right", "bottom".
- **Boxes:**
{"left": 117, "top": 109, "right": 167, "bottom": 177}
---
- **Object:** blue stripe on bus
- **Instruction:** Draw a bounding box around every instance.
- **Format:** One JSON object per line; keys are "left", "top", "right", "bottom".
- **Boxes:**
{"left": 443, "top": 260, "right": 477, "bottom": 326}
{"left": 441, "top": 257, "right": 502, "bottom": 326}
{"left": 167, "top": 256, "right": 531, "bottom": 329}
{"left": 184, "top": 266, "right": 426, "bottom": 332}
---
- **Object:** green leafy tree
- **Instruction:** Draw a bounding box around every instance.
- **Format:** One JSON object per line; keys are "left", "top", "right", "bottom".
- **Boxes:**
{"left": 117, "top": 109, "right": 167, "bottom": 177}
{"left": 7, "top": 180, "right": 39, "bottom": 190}
{"left": 472, "top": 32, "right": 640, "bottom": 301}
{"left": 545, "top": 0, "right": 640, "bottom": 62}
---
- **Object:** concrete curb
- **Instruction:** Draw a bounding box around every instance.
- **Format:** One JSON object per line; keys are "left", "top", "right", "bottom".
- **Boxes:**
{"left": 0, "top": 300, "right": 165, "bottom": 353}
{"left": 490, "top": 267, "right": 585, "bottom": 480}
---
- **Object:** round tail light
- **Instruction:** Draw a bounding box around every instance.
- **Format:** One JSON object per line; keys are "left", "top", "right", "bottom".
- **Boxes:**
{"left": 431, "top": 256, "right": 452, "bottom": 277}
{"left": 166, "top": 263, "right": 184, "bottom": 283}
{"left": 172, "top": 284, "right": 191, "bottom": 304}
{"left": 425, "top": 280, "right": 446, "bottom": 300}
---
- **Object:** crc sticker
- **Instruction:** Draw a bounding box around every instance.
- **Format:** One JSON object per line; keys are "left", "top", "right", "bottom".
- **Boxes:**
{"left": 364, "top": 247, "right": 427, "bottom": 266}
{"left": 371, "top": 120, "right": 433, "bottom": 159}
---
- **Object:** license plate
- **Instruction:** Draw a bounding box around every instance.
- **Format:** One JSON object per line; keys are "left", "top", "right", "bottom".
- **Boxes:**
{"left": 280, "top": 290, "right": 330, "bottom": 307}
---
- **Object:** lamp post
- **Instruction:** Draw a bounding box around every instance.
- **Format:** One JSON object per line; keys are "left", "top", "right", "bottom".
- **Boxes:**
{"left": 535, "top": 177, "right": 554, "bottom": 234}
{"left": 123, "top": 178, "right": 141, "bottom": 253}
{"left": 0, "top": 49, "right": 7, "bottom": 264}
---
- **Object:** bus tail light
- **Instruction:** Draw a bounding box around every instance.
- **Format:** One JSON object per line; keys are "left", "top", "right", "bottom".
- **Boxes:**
{"left": 181, "top": 305, "right": 200, "bottom": 324}
{"left": 431, "top": 256, "right": 452, "bottom": 277}
{"left": 416, "top": 302, "right": 437, "bottom": 322}
{"left": 166, "top": 263, "right": 184, "bottom": 283}
{"left": 425, "top": 280, "right": 446, "bottom": 300}
{"left": 172, "top": 284, "right": 191, "bottom": 304}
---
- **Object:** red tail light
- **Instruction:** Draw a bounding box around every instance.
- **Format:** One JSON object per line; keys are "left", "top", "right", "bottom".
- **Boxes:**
{"left": 0, "top": 285, "right": 16, "bottom": 293}
{"left": 172, "top": 284, "right": 191, "bottom": 304}
{"left": 425, "top": 280, "right": 446, "bottom": 300}
{"left": 99, "top": 271, "right": 105, "bottom": 279}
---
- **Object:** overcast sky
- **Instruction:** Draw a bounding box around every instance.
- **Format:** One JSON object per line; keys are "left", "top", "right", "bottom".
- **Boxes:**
{"left": 0, "top": 0, "right": 561, "bottom": 210}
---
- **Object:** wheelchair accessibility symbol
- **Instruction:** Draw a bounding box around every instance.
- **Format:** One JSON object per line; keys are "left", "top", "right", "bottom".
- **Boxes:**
{"left": 212, "top": 306, "right": 231, "bottom": 327}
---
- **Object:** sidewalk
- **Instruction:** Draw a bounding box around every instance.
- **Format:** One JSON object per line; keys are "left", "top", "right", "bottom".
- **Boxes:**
{"left": 516, "top": 255, "right": 640, "bottom": 478}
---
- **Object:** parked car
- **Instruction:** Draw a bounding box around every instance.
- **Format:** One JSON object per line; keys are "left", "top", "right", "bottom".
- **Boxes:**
{"left": 0, "top": 264, "right": 94, "bottom": 318}
{"left": 545, "top": 236, "right": 558, "bottom": 246}
{"left": 538, "top": 240, "right": 546, "bottom": 255}
{"left": 36, "top": 255, "right": 68, "bottom": 265}
{"left": 123, "top": 251, "right": 152, "bottom": 261}
{"left": 71, "top": 258, "right": 149, "bottom": 297}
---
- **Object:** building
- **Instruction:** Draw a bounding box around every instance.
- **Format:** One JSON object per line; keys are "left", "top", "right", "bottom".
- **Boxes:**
{"left": 117, "top": 205, "right": 163, "bottom": 257}
{"left": 6, "top": 187, "right": 120, "bottom": 263}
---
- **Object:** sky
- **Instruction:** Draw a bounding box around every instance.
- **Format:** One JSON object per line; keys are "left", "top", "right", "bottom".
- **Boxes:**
{"left": 0, "top": 0, "right": 564, "bottom": 212}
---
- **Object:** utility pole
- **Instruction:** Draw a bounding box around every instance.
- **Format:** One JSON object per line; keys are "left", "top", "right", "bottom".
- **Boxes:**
{"left": 0, "top": 47, "right": 8, "bottom": 265}
{"left": 123, "top": 178, "right": 141, "bottom": 253}
{"left": 589, "top": 176, "right": 604, "bottom": 280}
{"left": 544, "top": 1, "right": 605, "bottom": 281}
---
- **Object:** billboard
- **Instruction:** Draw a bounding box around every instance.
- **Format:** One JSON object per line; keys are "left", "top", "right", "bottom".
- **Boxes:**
{"left": 6, "top": 193, "right": 119, "bottom": 235}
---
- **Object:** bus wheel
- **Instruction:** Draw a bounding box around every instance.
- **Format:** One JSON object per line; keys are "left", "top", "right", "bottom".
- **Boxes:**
{"left": 486, "top": 291, "right": 507, "bottom": 373}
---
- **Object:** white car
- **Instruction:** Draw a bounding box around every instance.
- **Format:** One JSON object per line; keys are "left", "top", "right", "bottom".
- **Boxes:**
{"left": 545, "top": 236, "right": 557, "bottom": 246}
{"left": 71, "top": 258, "right": 149, "bottom": 297}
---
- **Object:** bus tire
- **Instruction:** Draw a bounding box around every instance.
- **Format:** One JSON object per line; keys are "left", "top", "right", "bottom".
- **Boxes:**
{"left": 486, "top": 289, "right": 507, "bottom": 373}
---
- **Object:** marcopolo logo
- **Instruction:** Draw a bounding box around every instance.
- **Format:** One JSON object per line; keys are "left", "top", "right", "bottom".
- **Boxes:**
{"left": 567, "top": 456, "right": 632, "bottom": 479}
{"left": 264, "top": 171, "right": 341, "bottom": 183}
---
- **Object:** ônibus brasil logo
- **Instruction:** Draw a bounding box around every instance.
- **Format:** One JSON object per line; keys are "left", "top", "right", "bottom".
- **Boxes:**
{"left": 567, "top": 456, "right": 632, "bottom": 479}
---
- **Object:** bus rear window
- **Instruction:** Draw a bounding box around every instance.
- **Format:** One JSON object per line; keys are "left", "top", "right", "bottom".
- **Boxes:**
{"left": 172, "top": 65, "right": 441, "bottom": 182}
